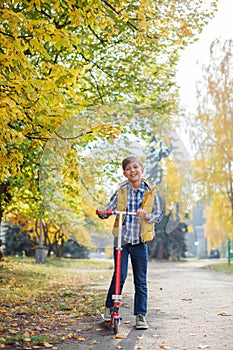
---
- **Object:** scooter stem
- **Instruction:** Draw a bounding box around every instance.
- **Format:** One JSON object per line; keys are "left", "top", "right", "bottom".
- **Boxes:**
{"left": 115, "top": 211, "right": 123, "bottom": 296}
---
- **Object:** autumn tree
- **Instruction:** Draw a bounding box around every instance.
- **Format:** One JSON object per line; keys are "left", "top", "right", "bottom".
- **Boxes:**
{"left": 203, "top": 194, "right": 229, "bottom": 249}
{"left": 0, "top": 0, "right": 217, "bottom": 242}
{"left": 190, "top": 38, "right": 233, "bottom": 245}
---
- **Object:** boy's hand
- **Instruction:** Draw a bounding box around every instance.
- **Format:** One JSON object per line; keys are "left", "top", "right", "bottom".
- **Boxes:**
{"left": 136, "top": 208, "right": 150, "bottom": 220}
{"left": 97, "top": 207, "right": 107, "bottom": 218}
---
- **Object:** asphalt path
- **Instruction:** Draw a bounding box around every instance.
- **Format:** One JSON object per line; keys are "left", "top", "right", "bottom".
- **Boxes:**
{"left": 59, "top": 259, "right": 233, "bottom": 350}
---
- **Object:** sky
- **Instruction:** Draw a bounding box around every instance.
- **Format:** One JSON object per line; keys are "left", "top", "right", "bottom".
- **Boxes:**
{"left": 176, "top": 0, "right": 233, "bottom": 112}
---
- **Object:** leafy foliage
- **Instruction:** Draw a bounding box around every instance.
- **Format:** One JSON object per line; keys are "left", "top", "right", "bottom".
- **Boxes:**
{"left": 0, "top": 0, "right": 217, "bottom": 244}
{"left": 190, "top": 39, "right": 233, "bottom": 244}
{"left": 62, "top": 238, "right": 89, "bottom": 258}
{"left": 4, "top": 223, "right": 36, "bottom": 257}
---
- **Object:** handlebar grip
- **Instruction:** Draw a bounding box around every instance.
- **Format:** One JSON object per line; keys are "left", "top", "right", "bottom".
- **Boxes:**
{"left": 105, "top": 210, "right": 113, "bottom": 216}
{"left": 96, "top": 209, "right": 113, "bottom": 216}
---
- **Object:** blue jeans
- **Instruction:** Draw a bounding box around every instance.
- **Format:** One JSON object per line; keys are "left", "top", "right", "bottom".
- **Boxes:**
{"left": 105, "top": 242, "right": 148, "bottom": 316}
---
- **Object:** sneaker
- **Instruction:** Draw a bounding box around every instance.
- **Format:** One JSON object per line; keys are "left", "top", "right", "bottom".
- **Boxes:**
{"left": 104, "top": 307, "right": 111, "bottom": 321}
{"left": 135, "top": 314, "right": 148, "bottom": 329}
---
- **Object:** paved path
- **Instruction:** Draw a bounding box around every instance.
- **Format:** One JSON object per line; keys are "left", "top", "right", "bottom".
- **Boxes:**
{"left": 60, "top": 259, "right": 233, "bottom": 350}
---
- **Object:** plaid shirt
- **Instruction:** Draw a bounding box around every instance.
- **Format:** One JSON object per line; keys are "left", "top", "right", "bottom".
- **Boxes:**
{"left": 105, "top": 180, "right": 162, "bottom": 245}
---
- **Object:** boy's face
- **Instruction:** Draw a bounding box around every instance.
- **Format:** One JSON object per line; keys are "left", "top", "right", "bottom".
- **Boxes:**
{"left": 123, "top": 161, "right": 144, "bottom": 183}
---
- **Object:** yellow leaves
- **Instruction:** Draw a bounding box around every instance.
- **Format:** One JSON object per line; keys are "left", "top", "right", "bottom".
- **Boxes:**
{"left": 27, "top": 0, "right": 41, "bottom": 12}
{"left": 157, "top": 344, "right": 166, "bottom": 349}
{"left": 137, "top": 11, "right": 146, "bottom": 28}
{"left": 174, "top": 39, "right": 183, "bottom": 45}
{"left": 93, "top": 124, "right": 122, "bottom": 140}
{"left": 137, "top": 33, "right": 145, "bottom": 45}
{"left": 44, "top": 24, "right": 55, "bottom": 34}
{"left": 115, "top": 333, "right": 124, "bottom": 339}
{"left": 53, "top": 32, "right": 73, "bottom": 52}
{"left": 203, "top": 194, "right": 231, "bottom": 248}
{"left": 0, "top": 0, "right": 217, "bottom": 243}
{"left": 139, "top": 0, "right": 153, "bottom": 13}
{"left": 180, "top": 19, "right": 193, "bottom": 38}
{"left": 77, "top": 337, "right": 86, "bottom": 341}
{"left": 30, "top": 37, "right": 41, "bottom": 51}
{"left": 161, "top": 30, "right": 169, "bottom": 37}
{"left": 1, "top": 96, "right": 17, "bottom": 108}
{"left": 1, "top": 8, "right": 25, "bottom": 27}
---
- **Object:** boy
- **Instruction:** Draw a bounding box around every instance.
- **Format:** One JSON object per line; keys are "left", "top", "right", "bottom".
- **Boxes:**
{"left": 97, "top": 155, "right": 162, "bottom": 329}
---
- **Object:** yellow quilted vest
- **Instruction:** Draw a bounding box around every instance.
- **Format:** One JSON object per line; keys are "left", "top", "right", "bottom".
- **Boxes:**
{"left": 112, "top": 179, "right": 157, "bottom": 242}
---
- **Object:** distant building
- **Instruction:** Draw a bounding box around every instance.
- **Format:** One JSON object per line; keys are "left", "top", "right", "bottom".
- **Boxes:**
{"left": 186, "top": 201, "right": 208, "bottom": 258}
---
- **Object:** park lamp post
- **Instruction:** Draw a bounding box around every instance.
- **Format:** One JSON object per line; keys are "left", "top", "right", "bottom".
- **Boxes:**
{"left": 35, "top": 210, "right": 47, "bottom": 264}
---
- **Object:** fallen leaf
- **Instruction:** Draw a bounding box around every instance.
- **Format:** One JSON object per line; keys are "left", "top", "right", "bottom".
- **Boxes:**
{"left": 115, "top": 334, "right": 124, "bottom": 339}
{"left": 78, "top": 337, "right": 86, "bottom": 341}
{"left": 116, "top": 346, "right": 124, "bottom": 349}
{"left": 23, "top": 337, "right": 31, "bottom": 342}
{"left": 70, "top": 334, "right": 78, "bottom": 339}
{"left": 217, "top": 311, "right": 230, "bottom": 316}
{"left": 43, "top": 342, "right": 53, "bottom": 348}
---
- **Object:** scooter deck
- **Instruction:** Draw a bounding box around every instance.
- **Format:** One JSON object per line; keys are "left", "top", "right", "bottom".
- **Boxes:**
{"left": 100, "top": 314, "right": 112, "bottom": 326}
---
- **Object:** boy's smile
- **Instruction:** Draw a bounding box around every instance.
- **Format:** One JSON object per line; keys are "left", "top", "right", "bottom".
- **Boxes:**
{"left": 123, "top": 161, "right": 144, "bottom": 189}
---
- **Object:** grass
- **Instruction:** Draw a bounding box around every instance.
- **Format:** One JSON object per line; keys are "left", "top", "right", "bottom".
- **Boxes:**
{"left": 207, "top": 261, "right": 233, "bottom": 275}
{"left": 0, "top": 256, "right": 113, "bottom": 349}
{"left": 6, "top": 255, "right": 113, "bottom": 269}
{"left": 0, "top": 256, "right": 113, "bottom": 303}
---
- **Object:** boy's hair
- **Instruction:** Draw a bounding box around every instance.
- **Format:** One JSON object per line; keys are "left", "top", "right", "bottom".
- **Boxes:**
{"left": 122, "top": 155, "right": 144, "bottom": 170}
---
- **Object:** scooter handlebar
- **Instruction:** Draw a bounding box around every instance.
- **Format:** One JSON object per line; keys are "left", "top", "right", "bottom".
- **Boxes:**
{"left": 96, "top": 209, "right": 113, "bottom": 216}
{"left": 96, "top": 209, "right": 136, "bottom": 216}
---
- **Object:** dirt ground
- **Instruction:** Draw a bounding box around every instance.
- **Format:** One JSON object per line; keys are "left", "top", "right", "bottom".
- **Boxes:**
{"left": 57, "top": 259, "right": 233, "bottom": 350}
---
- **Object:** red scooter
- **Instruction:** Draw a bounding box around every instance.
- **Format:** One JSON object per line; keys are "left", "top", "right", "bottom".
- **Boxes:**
{"left": 96, "top": 209, "right": 135, "bottom": 334}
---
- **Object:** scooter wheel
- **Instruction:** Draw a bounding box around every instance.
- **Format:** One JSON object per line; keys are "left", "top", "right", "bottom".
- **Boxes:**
{"left": 113, "top": 318, "right": 119, "bottom": 334}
